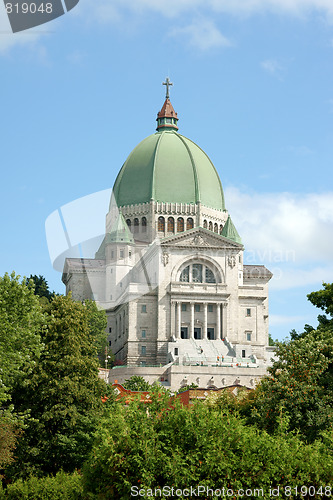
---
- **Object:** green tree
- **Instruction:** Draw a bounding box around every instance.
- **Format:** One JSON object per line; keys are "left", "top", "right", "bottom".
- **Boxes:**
{"left": 0, "top": 272, "right": 43, "bottom": 403}
{"left": 249, "top": 329, "right": 333, "bottom": 441}
{"left": 10, "top": 294, "right": 106, "bottom": 477}
{"left": 0, "top": 410, "right": 22, "bottom": 478}
{"left": 83, "top": 397, "right": 333, "bottom": 499}
{"left": 308, "top": 282, "right": 333, "bottom": 319}
{"left": 290, "top": 283, "right": 333, "bottom": 340}
{"left": 84, "top": 300, "right": 109, "bottom": 366}
{"left": 26, "top": 274, "right": 55, "bottom": 302}
{"left": 122, "top": 376, "right": 152, "bottom": 391}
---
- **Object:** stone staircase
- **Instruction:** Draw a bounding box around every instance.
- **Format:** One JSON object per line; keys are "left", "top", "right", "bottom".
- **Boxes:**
{"left": 168, "top": 338, "right": 241, "bottom": 366}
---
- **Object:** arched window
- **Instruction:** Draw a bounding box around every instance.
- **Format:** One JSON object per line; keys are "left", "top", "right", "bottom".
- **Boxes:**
{"left": 219, "top": 224, "right": 223, "bottom": 234}
{"left": 134, "top": 218, "right": 139, "bottom": 233}
{"left": 187, "top": 218, "right": 194, "bottom": 230}
{"left": 209, "top": 221, "right": 213, "bottom": 231}
{"left": 126, "top": 219, "right": 131, "bottom": 230}
{"left": 158, "top": 217, "right": 165, "bottom": 232}
{"left": 203, "top": 220, "right": 208, "bottom": 229}
{"left": 179, "top": 262, "right": 217, "bottom": 284}
{"left": 142, "top": 217, "right": 147, "bottom": 233}
{"left": 214, "top": 223, "right": 218, "bottom": 233}
{"left": 168, "top": 217, "right": 175, "bottom": 233}
{"left": 180, "top": 266, "right": 189, "bottom": 282}
{"left": 177, "top": 217, "right": 184, "bottom": 232}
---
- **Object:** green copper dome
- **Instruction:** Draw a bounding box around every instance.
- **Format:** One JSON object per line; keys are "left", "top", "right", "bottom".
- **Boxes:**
{"left": 112, "top": 129, "right": 225, "bottom": 211}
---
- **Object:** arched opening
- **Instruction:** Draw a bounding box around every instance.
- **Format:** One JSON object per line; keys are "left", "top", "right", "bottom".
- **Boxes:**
{"left": 187, "top": 218, "right": 194, "bottom": 230}
{"left": 134, "top": 218, "right": 139, "bottom": 233}
{"left": 142, "top": 217, "right": 147, "bottom": 233}
{"left": 177, "top": 217, "right": 184, "bottom": 232}
{"left": 203, "top": 220, "right": 207, "bottom": 229}
{"left": 126, "top": 219, "right": 132, "bottom": 230}
{"left": 158, "top": 216, "right": 165, "bottom": 232}
{"left": 168, "top": 217, "right": 175, "bottom": 233}
{"left": 214, "top": 223, "right": 218, "bottom": 233}
{"left": 209, "top": 221, "right": 213, "bottom": 231}
{"left": 219, "top": 224, "right": 223, "bottom": 234}
{"left": 179, "top": 262, "right": 217, "bottom": 284}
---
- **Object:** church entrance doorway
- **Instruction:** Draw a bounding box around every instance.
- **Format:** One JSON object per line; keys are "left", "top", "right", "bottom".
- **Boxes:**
{"left": 207, "top": 328, "right": 215, "bottom": 340}
{"left": 181, "top": 327, "right": 188, "bottom": 339}
{"left": 194, "top": 327, "right": 201, "bottom": 340}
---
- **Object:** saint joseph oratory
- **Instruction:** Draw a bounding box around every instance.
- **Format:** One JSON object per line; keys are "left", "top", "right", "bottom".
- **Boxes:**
{"left": 62, "top": 80, "right": 274, "bottom": 390}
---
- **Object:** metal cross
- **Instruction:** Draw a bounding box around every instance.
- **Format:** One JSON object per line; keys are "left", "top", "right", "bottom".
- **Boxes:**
{"left": 163, "top": 77, "right": 173, "bottom": 99}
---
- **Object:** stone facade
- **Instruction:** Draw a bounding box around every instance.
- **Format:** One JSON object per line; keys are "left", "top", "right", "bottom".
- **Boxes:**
{"left": 62, "top": 200, "right": 273, "bottom": 391}
{"left": 62, "top": 93, "right": 274, "bottom": 392}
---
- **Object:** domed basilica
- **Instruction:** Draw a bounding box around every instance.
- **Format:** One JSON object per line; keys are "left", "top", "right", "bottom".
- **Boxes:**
{"left": 62, "top": 79, "right": 274, "bottom": 390}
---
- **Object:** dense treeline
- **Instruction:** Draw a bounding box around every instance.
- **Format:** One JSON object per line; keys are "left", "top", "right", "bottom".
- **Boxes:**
{"left": 0, "top": 274, "right": 332, "bottom": 498}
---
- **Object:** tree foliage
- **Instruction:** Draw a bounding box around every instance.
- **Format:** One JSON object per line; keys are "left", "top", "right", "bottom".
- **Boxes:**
{"left": 26, "top": 274, "right": 55, "bottom": 302}
{"left": 83, "top": 397, "right": 333, "bottom": 499}
{"left": 84, "top": 300, "right": 108, "bottom": 366}
{"left": 122, "top": 376, "right": 152, "bottom": 392}
{"left": 0, "top": 272, "right": 43, "bottom": 404}
{"left": 249, "top": 330, "right": 333, "bottom": 441}
{"left": 249, "top": 283, "right": 333, "bottom": 442}
{"left": 9, "top": 294, "right": 106, "bottom": 477}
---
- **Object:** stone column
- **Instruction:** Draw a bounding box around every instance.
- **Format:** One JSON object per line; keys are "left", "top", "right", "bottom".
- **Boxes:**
{"left": 176, "top": 301, "right": 181, "bottom": 339}
{"left": 222, "top": 302, "right": 228, "bottom": 339}
{"left": 190, "top": 302, "right": 195, "bottom": 339}
{"left": 203, "top": 303, "right": 207, "bottom": 339}
{"left": 216, "top": 302, "right": 221, "bottom": 339}
{"left": 171, "top": 300, "right": 176, "bottom": 338}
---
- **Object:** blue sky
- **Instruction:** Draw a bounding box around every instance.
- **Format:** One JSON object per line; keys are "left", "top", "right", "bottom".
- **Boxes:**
{"left": 1, "top": 0, "right": 333, "bottom": 340}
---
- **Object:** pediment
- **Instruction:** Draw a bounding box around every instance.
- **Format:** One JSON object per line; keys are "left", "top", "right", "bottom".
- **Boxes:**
{"left": 161, "top": 227, "right": 243, "bottom": 250}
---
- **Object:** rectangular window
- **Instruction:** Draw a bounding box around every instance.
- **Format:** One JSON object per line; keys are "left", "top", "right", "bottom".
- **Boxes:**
{"left": 246, "top": 332, "right": 252, "bottom": 341}
{"left": 242, "top": 350, "right": 246, "bottom": 358}
{"left": 109, "top": 327, "right": 112, "bottom": 333}
{"left": 195, "top": 304, "right": 200, "bottom": 312}
{"left": 111, "top": 251, "right": 114, "bottom": 259}
{"left": 109, "top": 341, "right": 112, "bottom": 346}
{"left": 141, "top": 361, "right": 146, "bottom": 367}
{"left": 141, "top": 305, "right": 147, "bottom": 313}
{"left": 120, "top": 249, "right": 124, "bottom": 259}
{"left": 174, "top": 348, "right": 179, "bottom": 356}
{"left": 141, "top": 329, "right": 146, "bottom": 338}
{"left": 246, "top": 308, "right": 251, "bottom": 317}
{"left": 141, "top": 346, "right": 146, "bottom": 356}
{"left": 181, "top": 303, "right": 187, "bottom": 312}
{"left": 208, "top": 304, "right": 213, "bottom": 313}
{"left": 192, "top": 264, "right": 203, "bottom": 283}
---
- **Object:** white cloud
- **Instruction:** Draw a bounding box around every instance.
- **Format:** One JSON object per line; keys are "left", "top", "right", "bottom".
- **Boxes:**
{"left": 170, "top": 19, "right": 232, "bottom": 51}
{"left": 261, "top": 59, "right": 285, "bottom": 79}
{"left": 80, "top": 0, "right": 333, "bottom": 22}
{"left": 269, "top": 264, "right": 333, "bottom": 290}
{"left": 270, "top": 314, "right": 307, "bottom": 325}
{"left": 225, "top": 187, "right": 333, "bottom": 289}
